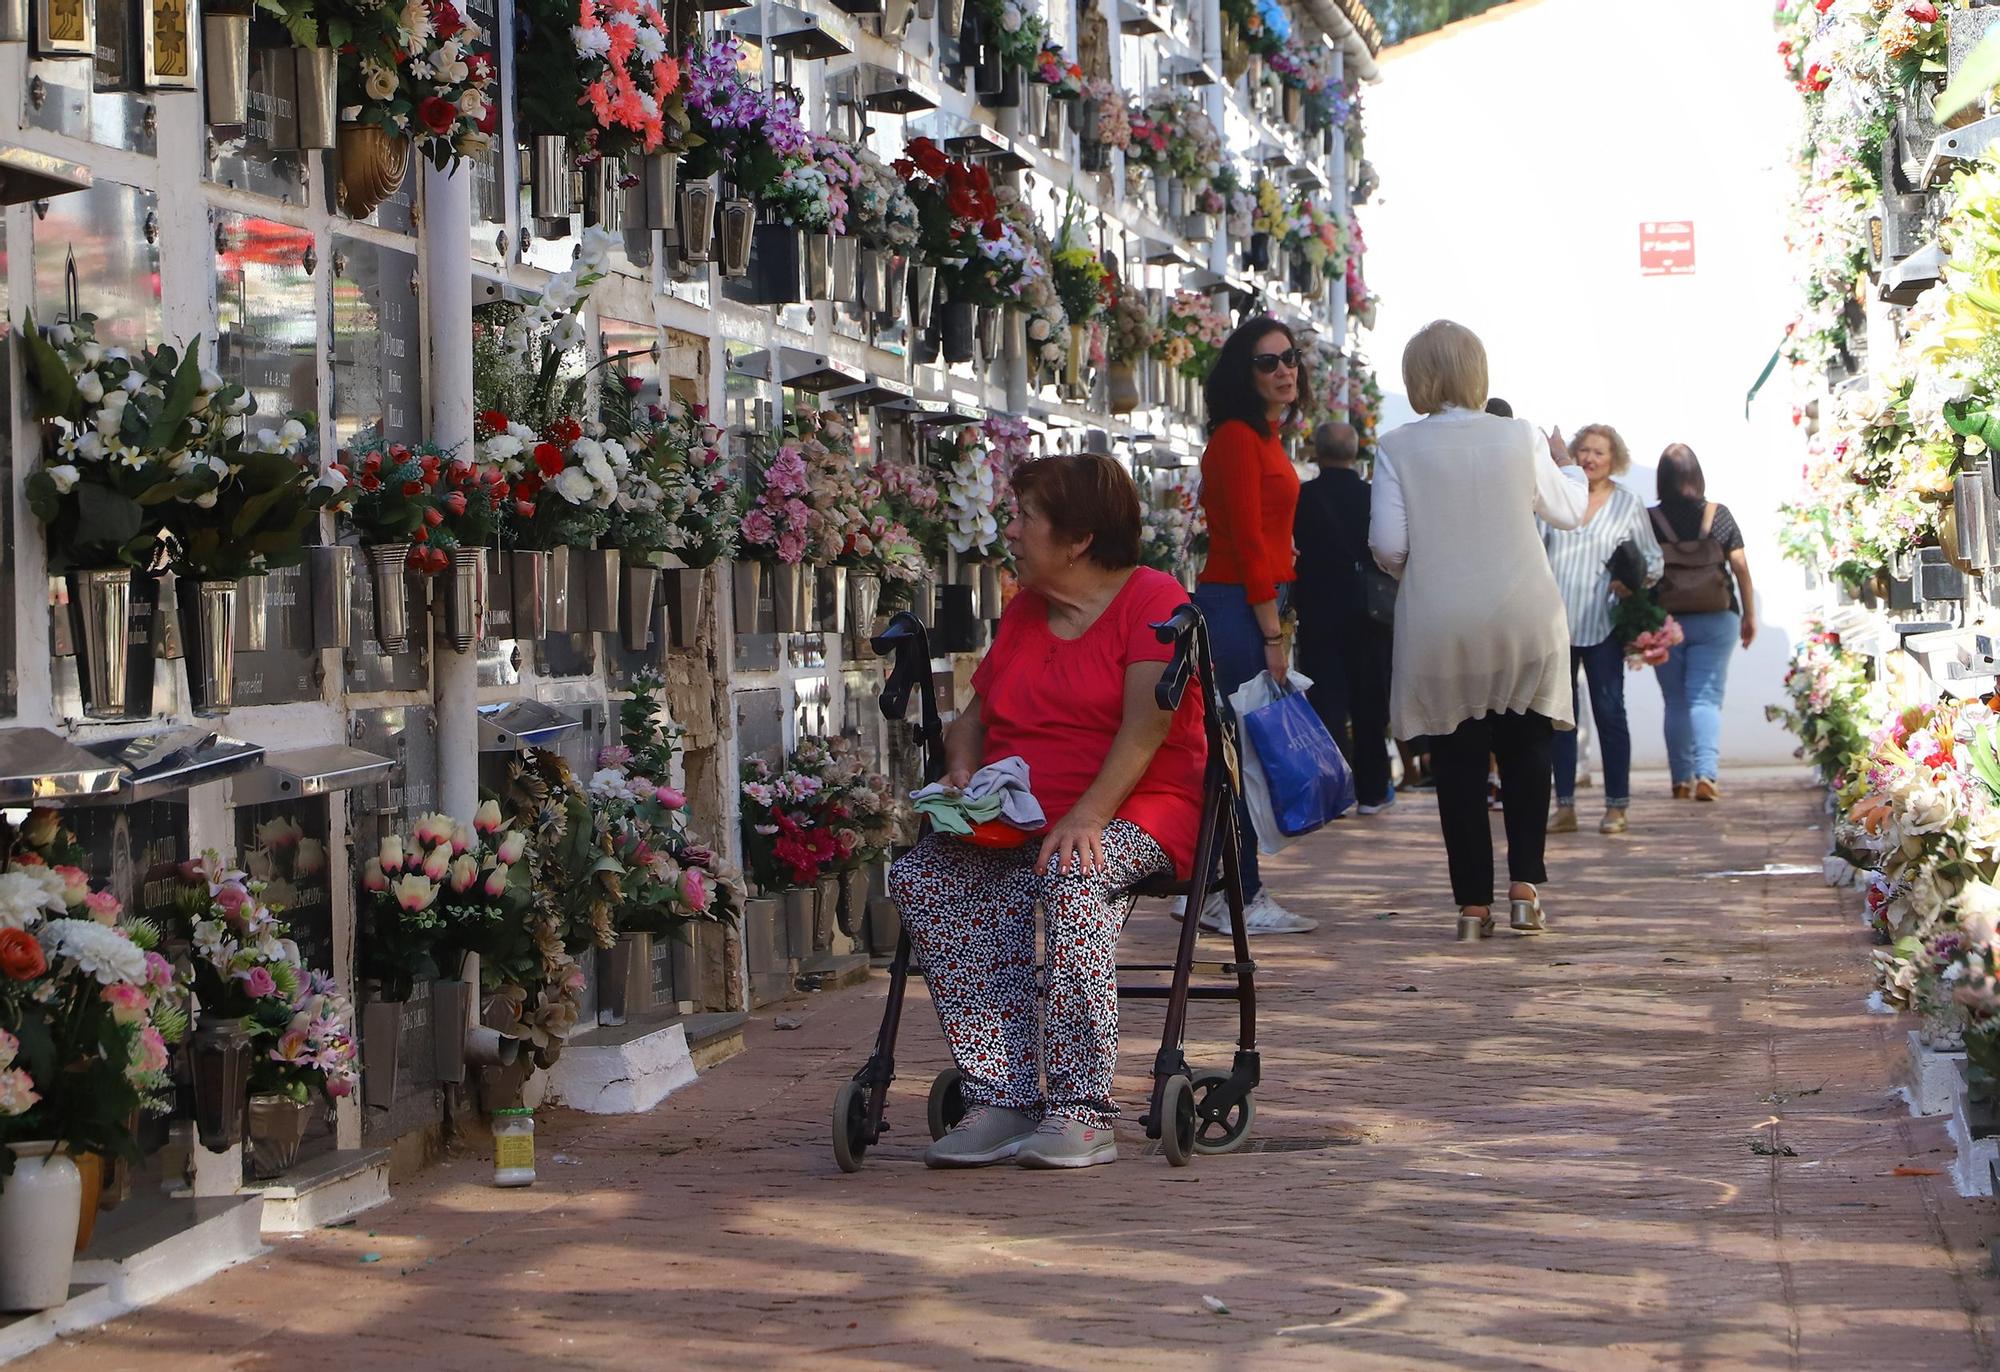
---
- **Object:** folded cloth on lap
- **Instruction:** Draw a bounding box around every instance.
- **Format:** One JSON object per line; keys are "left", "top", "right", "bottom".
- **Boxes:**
{"left": 910, "top": 756, "right": 1047, "bottom": 835}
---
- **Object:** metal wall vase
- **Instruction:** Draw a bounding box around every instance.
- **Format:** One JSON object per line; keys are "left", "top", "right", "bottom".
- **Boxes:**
{"left": 720, "top": 198, "right": 756, "bottom": 279}
{"left": 0, "top": 0, "right": 24, "bottom": 42}
{"left": 990, "top": 62, "right": 1021, "bottom": 109}
{"left": 939, "top": 299, "right": 977, "bottom": 364}
{"left": 360, "top": 999, "right": 403, "bottom": 1109}
{"left": 67, "top": 568, "right": 152, "bottom": 720}
{"left": 509, "top": 548, "right": 550, "bottom": 640}
{"left": 804, "top": 232, "right": 833, "bottom": 300}
{"left": 367, "top": 544, "right": 412, "bottom": 652}
{"left": 293, "top": 47, "right": 338, "bottom": 149}
{"left": 1107, "top": 360, "right": 1140, "bottom": 415}
{"left": 847, "top": 572, "right": 882, "bottom": 655}
{"left": 641, "top": 152, "right": 679, "bottom": 230}
{"left": 731, "top": 560, "right": 764, "bottom": 635}
{"left": 581, "top": 548, "right": 621, "bottom": 633}
{"left": 546, "top": 545, "right": 580, "bottom": 632}
{"left": 529, "top": 134, "right": 578, "bottom": 234}
{"left": 976, "top": 305, "right": 1003, "bottom": 365}
{"left": 189, "top": 1015, "right": 251, "bottom": 1151}
{"left": 621, "top": 562, "right": 659, "bottom": 650}
{"left": 679, "top": 178, "right": 718, "bottom": 262}
{"left": 444, "top": 547, "right": 486, "bottom": 652}
{"left": 666, "top": 565, "right": 707, "bottom": 648}
{"left": 830, "top": 235, "right": 859, "bottom": 303}
{"left": 817, "top": 565, "right": 848, "bottom": 636}
{"left": 336, "top": 123, "right": 410, "bottom": 220}
{"left": 906, "top": 260, "right": 934, "bottom": 329}
{"left": 859, "top": 248, "right": 888, "bottom": 312}
{"left": 769, "top": 561, "right": 807, "bottom": 634}
{"left": 202, "top": 13, "right": 251, "bottom": 126}
{"left": 180, "top": 578, "right": 240, "bottom": 713}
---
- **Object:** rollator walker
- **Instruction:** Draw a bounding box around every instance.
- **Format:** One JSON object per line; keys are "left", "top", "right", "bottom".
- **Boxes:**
{"left": 831, "top": 604, "right": 1261, "bottom": 1170}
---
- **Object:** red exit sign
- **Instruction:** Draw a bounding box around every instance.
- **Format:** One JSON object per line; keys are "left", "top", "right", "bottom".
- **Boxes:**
{"left": 1640, "top": 221, "right": 1695, "bottom": 276}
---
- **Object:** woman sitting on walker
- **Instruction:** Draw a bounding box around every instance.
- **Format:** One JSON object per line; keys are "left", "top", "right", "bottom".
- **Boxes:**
{"left": 889, "top": 453, "right": 1206, "bottom": 1171}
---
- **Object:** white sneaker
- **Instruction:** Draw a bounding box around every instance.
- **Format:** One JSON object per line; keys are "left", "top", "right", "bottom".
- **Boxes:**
{"left": 1357, "top": 793, "right": 1395, "bottom": 816}
{"left": 1169, "top": 891, "right": 1224, "bottom": 922}
{"left": 1198, "top": 890, "right": 1316, "bottom": 935}
{"left": 1189, "top": 892, "right": 1230, "bottom": 930}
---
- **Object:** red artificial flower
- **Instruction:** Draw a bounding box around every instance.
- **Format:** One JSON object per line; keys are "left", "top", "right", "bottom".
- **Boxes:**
{"left": 904, "top": 136, "right": 949, "bottom": 178}
{"left": 358, "top": 471, "right": 383, "bottom": 493}
{"left": 402, "top": 479, "right": 426, "bottom": 498}
{"left": 1906, "top": 0, "right": 1937, "bottom": 20}
{"left": 424, "top": 507, "right": 444, "bottom": 527}
{"left": 429, "top": 0, "right": 464, "bottom": 40}
{"left": 417, "top": 95, "right": 458, "bottom": 136}
{"left": 514, "top": 499, "right": 537, "bottom": 519}
{"left": 444, "top": 491, "right": 468, "bottom": 515}
{"left": 517, "top": 472, "right": 544, "bottom": 497}
{"left": 477, "top": 409, "right": 509, "bottom": 437}
{"left": 411, "top": 525, "right": 429, "bottom": 542}
{"left": 0, "top": 927, "right": 45, "bottom": 980}
{"left": 533, "top": 442, "right": 566, "bottom": 478}
{"left": 549, "top": 416, "right": 583, "bottom": 444}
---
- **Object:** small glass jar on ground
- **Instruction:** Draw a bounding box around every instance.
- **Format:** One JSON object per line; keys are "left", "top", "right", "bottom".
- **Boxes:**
{"left": 493, "top": 1108, "right": 536, "bottom": 1187}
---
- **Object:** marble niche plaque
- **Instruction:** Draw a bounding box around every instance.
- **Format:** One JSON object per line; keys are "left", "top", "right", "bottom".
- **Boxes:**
{"left": 32, "top": 177, "right": 162, "bottom": 349}
{"left": 234, "top": 796, "right": 334, "bottom": 974}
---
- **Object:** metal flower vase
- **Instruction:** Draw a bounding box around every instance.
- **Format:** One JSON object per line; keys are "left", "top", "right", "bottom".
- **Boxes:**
{"left": 847, "top": 573, "right": 883, "bottom": 655}
{"left": 1025, "top": 81, "right": 1047, "bottom": 139}
{"left": 678, "top": 178, "right": 718, "bottom": 263}
{"left": 189, "top": 1015, "right": 251, "bottom": 1152}
{"left": 976, "top": 305, "right": 1003, "bottom": 364}
{"left": 769, "top": 562, "right": 809, "bottom": 634}
{"left": 180, "top": 578, "right": 240, "bottom": 713}
{"left": 201, "top": 12, "right": 250, "bottom": 126}
{"left": 0, "top": 0, "right": 25, "bottom": 42}
{"left": 817, "top": 565, "right": 849, "bottom": 636}
{"left": 641, "top": 152, "right": 679, "bottom": 230}
{"left": 367, "top": 544, "right": 412, "bottom": 652}
{"left": 860, "top": 247, "right": 889, "bottom": 312}
{"left": 990, "top": 63, "right": 1022, "bottom": 109}
{"left": 509, "top": 548, "right": 550, "bottom": 640}
{"left": 443, "top": 547, "right": 486, "bottom": 652}
{"left": 292, "top": 46, "right": 338, "bottom": 149}
{"left": 748, "top": 222, "right": 805, "bottom": 303}
{"left": 335, "top": 123, "right": 409, "bottom": 220}
{"left": 1107, "top": 359, "right": 1140, "bottom": 415}
{"left": 597, "top": 933, "right": 652, "bottom": 1026}
{"left": 720, "top": 198, "right": 756, "bottom": 279}
{"left": 621, "top": 560, "right": 660, "bottom": 650}
{"left": 246, "top": 1096, "right": 314, "bottom": 1180}
{"left": 830, "top": 235, "right": 860, "bottom": 303}
{"left": 939, "top": 299, "right": 977, "bottom": 364}
{"left": 432, "top": 975, "right": 473, "bottom": 1084}
{"left": 908, "top": 262, "right": 937, "bottom": 330}
{"left": 360, "top": 998, "right": 403, "bottom": 1109}
{"left": 581, "top": 548, "right": 621, "bottom": 634}
{"left": 1064, "top": 324, "right": 1089, "bottom": 399}
{"left": 66, "top": 568, "right": 152, "bottom": 720}
{"left": 731, "top": 560, "right": 764, "bottom": 634}
{"left": 938, "top": 0, "right": 965, "bottom": 42}
{"left": 546, "top": 545, "right": 581, "bottom": 632}
{"left": 883, "top": 0, "right": 915, "bottom": 36}
{"left": 529, "top": 134, "right": 577, "bottom": 231}
{"left": 666, "top": 564, "right": 707, "bottom": 648}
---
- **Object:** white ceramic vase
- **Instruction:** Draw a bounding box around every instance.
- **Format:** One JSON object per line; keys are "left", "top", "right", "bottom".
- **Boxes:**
{"left": 0, "top": 1141, "right": 81, "bottom": 1311}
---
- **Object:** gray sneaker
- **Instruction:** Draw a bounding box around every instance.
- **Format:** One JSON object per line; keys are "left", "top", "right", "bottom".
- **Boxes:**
{"left": 923, "top": 1105, "right": 1040, "bottom": 1169}
{"left": 1014, "top": 1115, "right": 1119, "bottom": 1169}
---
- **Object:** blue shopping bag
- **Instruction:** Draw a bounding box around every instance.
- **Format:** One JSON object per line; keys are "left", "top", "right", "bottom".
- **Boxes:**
{"left": 1239, "top": 677, "right": 1355, "bottom": 837}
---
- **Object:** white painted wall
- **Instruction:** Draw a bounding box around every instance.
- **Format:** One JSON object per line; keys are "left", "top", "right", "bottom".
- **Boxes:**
{"left": 1358, "top": 0, "right": 1807, "bottom": 767}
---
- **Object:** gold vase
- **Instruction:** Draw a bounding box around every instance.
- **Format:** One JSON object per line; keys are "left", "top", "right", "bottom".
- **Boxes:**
{"left": 336, "top": 123, "right": 411, "bottom": 220}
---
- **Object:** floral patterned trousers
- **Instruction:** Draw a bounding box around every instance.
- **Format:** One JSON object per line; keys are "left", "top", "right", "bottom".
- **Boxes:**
{"left": 889, "top": 820, "right": 1170, "bottom": 1129}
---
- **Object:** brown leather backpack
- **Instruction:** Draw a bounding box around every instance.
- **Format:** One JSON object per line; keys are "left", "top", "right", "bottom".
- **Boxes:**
{"left": 1649, "top": 504, "right": 1732, "bottom": 614}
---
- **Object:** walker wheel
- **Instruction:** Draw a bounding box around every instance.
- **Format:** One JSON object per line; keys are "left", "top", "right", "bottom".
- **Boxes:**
{"left": 1159, "top": 1074, "right": 1196, "bottom": 1167}
{"left": 1189, "top": 1068, "right": 1256, "bottom": 1154}
{"left": 927, "top": 1067, "right": 967, "bottom": 1141}
{"left": 833, "top": 1080, "right": 870, "bottom": 1173}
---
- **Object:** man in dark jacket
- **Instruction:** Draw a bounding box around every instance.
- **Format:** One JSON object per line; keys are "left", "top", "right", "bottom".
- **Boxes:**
{"left": 1293, "top": 421, "right": 1395, "bottom": 812}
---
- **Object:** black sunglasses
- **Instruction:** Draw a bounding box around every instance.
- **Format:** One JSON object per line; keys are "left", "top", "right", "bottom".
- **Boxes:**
{"left": 1251, "top": 348, "right": 1300, "bottom": 374}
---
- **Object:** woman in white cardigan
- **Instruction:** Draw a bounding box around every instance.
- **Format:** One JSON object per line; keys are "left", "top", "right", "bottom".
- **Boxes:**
{"left": 1369, "top": 321, "right": 1588, "bottom": 942}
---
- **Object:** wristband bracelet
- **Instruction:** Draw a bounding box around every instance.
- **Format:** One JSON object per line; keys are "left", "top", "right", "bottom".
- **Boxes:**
{"left": 1261, "top": 634, "right": 1282, "bottom": 644}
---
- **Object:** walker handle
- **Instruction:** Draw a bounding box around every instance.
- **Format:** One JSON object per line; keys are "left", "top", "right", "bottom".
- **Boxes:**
{"left": 1151, "top": 604, "right": 1201, "bottom": 712}
{"left": 873, "top": 611, "right": 931, "bottom": 723}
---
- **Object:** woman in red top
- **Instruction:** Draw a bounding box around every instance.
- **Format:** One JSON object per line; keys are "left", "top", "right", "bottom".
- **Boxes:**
{"left": 1191, "top": 316, "right": 1312, "bottom": 934}
{"left": 887, "top": 454, "right": 1205, "bottom": 1172}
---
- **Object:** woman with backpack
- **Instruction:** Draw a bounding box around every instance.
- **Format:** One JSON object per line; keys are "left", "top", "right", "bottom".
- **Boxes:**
{"left": 1543, "top": 424, "right": 1663, "bottom": 837}
{"left": 1650, "top": 444, "right": 1756, "bottom": 802}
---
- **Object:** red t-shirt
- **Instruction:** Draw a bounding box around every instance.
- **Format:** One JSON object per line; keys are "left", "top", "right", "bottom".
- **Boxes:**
{"left": 971, "top": 567, "right": 1208, "bottom": 877}
{"left": 1196, "top": 419, "right": 1300, "bottom": 605}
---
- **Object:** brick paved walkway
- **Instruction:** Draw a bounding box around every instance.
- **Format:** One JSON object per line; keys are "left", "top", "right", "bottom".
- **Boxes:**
{"left": 18, "top": 773, "right": 2000, "bottom": 1370}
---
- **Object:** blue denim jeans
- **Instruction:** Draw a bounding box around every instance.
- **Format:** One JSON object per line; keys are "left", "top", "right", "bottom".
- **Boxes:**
{"left": 1552, "top": 636, "right": 1630, "bottom": 809}
{"left": 1656, "top": 609, "right": 1738, "bottom": 784}
{"left": 1191, "top": 582, "right": 1281, "bottom": 900}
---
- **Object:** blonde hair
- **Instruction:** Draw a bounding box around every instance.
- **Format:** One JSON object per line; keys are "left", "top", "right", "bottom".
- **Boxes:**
{"left": 1402, "top": 320, "right": 1489, "bottom": 415}
{"left": 1570, "top": 423, "right": 1631, "bottom": 476}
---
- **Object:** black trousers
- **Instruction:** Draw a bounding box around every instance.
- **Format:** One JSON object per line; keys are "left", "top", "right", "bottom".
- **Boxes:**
{"left": 1428, "top": 710, "right": 1554, "bottom": 907}
{"left": 1299, "top": 617, "right": 1394, "bottom": 807}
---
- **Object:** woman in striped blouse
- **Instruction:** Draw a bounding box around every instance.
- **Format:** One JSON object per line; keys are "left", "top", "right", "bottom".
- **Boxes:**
{"left": 1543, "top": 424, "right": 1662, "bottom": 836}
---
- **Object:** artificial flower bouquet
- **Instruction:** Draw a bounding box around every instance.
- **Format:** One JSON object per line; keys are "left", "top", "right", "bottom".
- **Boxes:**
{"left": 738, "top": 434, "right": 815, "bottom": 566}
{"left": 338, "top": 0, "right": 498, "bottom": 170}
{"left": 514, "top": 0, "right": 688, "bottom": 160}
{"left": 1155, "top": 290, "right": 1232, "bottom": 380}
{"left": 1766, "top": 619, "right": 1875, "bottom": 788}
{"left": 940, "top": 424, "right": 1006, "bottom": 561}
{"left": 1032, "top": 41, "right": 1084, "bottom": 97}
{"left": 1609, "top": 590, "right": 1682, "bottom": 669}
{"left": 358, "top": 806, "right": 531, "bottom": 1002}
{"left": 740, "top": 739, "right": 897, "bottom": 890}
{"left": 679, "top": 32, "right": 812, "bottom": 197}
{"left": 20, "top": 312, "right": 253, "bottom": 572}
{"left": 0, "top": 852, "right": 186, "bottom": 1177}
{"left": 766, "top": 134, "right": 864, "bottom": 234}
{"left": 848, "top": 148, "right": 921, "bottom": 254}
